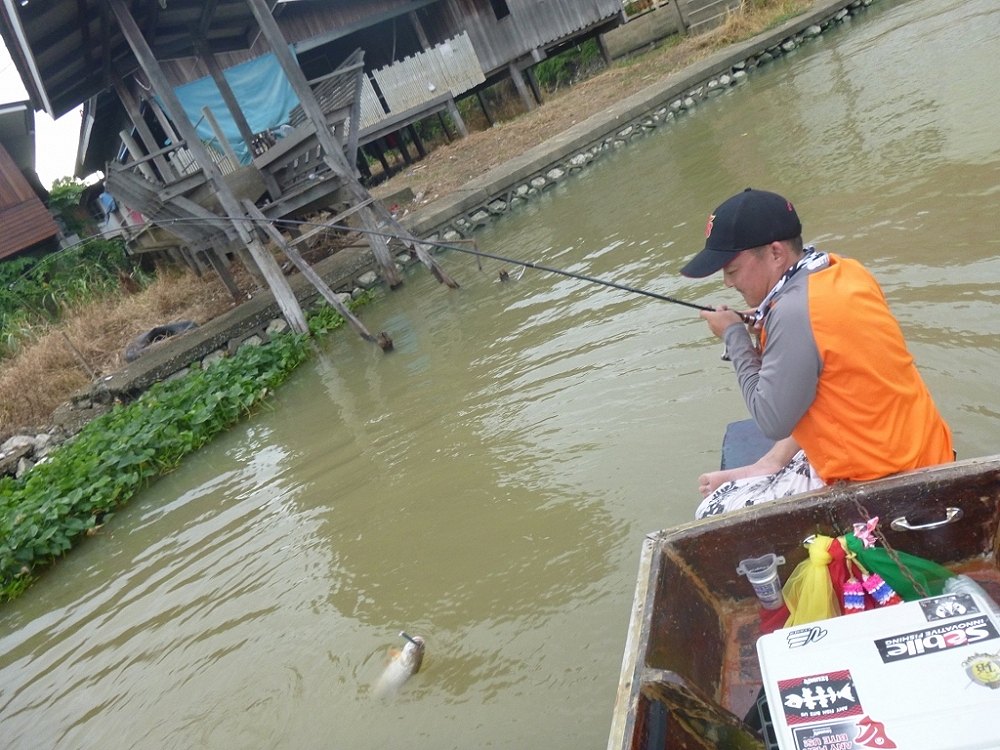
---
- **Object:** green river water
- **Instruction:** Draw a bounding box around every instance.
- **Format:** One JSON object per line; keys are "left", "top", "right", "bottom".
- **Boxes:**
{"left": 2, "top": 0, "right": 998, "bottom": 747}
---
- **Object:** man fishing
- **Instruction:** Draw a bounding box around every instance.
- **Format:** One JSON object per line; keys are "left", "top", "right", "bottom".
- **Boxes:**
{"left": 683, "top": 188, "right": 953, "bottom": 518}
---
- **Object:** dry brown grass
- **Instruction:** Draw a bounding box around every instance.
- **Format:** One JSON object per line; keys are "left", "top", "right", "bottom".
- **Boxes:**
{"left": 0, "top": 270, "right": 239, "bottom": 439}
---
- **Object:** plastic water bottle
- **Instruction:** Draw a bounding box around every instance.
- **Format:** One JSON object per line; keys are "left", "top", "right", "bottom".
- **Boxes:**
{"left": 737, "top": 553, "right": 786, "bottom": 610}
{"left": 942, "top": 575, "right": 1000, "bottom": 618}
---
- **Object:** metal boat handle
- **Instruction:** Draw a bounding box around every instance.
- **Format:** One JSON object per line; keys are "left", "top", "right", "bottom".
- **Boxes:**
{"left": 890, "top": 507, "right": 963, "bottom": 532}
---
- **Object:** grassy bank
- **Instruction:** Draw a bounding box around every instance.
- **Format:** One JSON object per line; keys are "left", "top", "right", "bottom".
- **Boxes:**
{"left": 0, "top": 289, "right": 378, "bottom": 602}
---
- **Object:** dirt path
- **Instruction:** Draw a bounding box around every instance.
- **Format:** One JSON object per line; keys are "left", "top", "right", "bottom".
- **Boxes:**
{"left": 371, "top": 0, "right": 809, "bottom": 209}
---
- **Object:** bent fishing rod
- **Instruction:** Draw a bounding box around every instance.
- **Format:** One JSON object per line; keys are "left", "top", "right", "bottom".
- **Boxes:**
{"left": 157, "top": 214, "right": 752, "bottom": 323}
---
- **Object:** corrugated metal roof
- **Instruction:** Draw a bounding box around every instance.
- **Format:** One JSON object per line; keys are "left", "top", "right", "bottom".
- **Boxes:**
{"left": 0, "top": 142, "right": 59, "bottom": 260}
{"left": 0, "top": 0, "right": 282, "bottom": 119}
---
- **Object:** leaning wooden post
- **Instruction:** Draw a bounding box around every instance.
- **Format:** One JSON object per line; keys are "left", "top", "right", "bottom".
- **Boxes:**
{"left": 242, "top": 200, "right": 378, "bottom": 344}
{"left": 105, "top": 0, "right": 310, "bottom": 335}
{"left": 201, "top": 106, "right": 241, "bottom": 167}
{"left": 112, "top": 74, "right": 175, "bottom": 182}
{"left": 242, "top": 0, "right": 458, "bottom": 290}
{"left": 197, "top": 40, "right": 258, "bottom": 161}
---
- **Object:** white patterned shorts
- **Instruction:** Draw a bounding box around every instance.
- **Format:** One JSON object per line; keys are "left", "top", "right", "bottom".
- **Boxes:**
{"left": 694, "top": 450, "right": 826, "bottom": 519}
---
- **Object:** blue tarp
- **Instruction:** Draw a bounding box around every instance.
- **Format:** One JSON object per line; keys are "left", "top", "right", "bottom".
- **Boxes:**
{"left": 171, "top": 51, "right": 300, "bottom": 165}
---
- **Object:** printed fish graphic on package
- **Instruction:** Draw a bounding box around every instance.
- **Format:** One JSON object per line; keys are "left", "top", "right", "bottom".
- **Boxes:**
{"left": 778, "top": 669, "right": 864, "bottom": 726}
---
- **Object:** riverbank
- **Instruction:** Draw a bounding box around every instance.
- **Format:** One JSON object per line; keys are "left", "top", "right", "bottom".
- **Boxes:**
{"left": 1, "top": 0, "right": 877, "bottom": 466}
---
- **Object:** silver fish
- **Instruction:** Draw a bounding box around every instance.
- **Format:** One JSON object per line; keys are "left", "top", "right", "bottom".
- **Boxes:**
{"left": 373, "top": 631, "right": 425, "bottom": 698}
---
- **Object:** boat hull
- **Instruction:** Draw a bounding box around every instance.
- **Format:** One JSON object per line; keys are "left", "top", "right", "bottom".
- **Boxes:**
{"left": 608, "top": 455, "right": 1000, "bottom": 750}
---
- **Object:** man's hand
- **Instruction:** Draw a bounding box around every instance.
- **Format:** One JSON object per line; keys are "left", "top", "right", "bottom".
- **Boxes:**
{"left": 699, "top": 305, "right": 746, "bottom": 338}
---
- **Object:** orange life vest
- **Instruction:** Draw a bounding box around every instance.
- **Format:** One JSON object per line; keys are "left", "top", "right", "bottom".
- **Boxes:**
{"left": 769, "top": 255, "right": 953, "bottom": 482}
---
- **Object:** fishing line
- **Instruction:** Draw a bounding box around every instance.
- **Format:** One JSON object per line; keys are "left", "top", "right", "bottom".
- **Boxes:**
{"left": 151, "top": 214, "right": 751, "bottom": 322}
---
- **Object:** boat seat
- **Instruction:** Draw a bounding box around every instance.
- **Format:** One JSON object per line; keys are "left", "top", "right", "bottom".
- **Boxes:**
{"left": 720, "top": 419, "right": 774, "bottom": 470}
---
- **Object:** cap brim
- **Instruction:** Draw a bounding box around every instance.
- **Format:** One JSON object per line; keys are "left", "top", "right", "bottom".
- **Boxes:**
{"left": 680, "top": 248, "right": 737, "bottom": 278}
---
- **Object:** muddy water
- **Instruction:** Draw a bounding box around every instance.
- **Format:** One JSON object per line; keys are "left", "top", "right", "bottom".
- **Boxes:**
{"left": 2, "top": 0, "right": 998, "bottom": 747}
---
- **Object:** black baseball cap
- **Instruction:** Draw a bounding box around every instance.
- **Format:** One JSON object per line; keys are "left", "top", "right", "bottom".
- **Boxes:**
{"left": 680, "top": 188, "right": 802, "bottom": 278}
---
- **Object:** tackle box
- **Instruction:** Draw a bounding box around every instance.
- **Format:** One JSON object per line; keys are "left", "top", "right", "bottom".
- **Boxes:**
{"left": 756, "top": 591, "right": 1000, "bottom": 750}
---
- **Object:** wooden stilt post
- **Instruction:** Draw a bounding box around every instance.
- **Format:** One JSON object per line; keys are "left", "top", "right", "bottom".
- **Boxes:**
{"left": 437, "top": 112, "right": 453, "bottom": 142}
{"left": 508, "top": 62, "right": 536, "bottom": 112}
{"left": 397, "top": 132, "right": 414, "bottom": 165}
{"left": 147, "top": 96, "right": 181, "bottom": 147}
{"left": 119, "top": 130, "right": 157, "bottom": 182}
{"left": 112, "top": 74, "right": 175, "bottom": 181}
{"left": 243, "top": 0, "right": 458, "bottom": 289}
{"left": 526, "top": 67, "right": 543, "bottom": 105}
{"left": 197, "top": 41, "right": 258, "bottom": 162}
{"left": 596, "top": 33, "right": 613, "bottom": 67}
{"left": 446, "top": 97, "right": 468, "bottom": 137}
{"left": 372, "top": 141, "right": 392, "bottom": 173}
{"left": 106, "top": 0, "right": 310, "bottom": 334}
{"left": 408, "top": 125, "right": 427, "bottom": 158}
{"left": 202, "top": 244, "right": 245, "bottom": 300}
{"left": 476, "top": 91, "right": 494, "bottom": 126}
{"left": 242, "top": 200, "right": 377, "bottom": 344}
{"left": 201, "top": 106, "right": 241, "bottom": 166}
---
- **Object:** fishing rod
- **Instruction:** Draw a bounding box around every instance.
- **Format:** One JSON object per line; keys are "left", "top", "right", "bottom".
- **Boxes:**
{"left": 154, "top": 214, "right": 753, "bottom": 323}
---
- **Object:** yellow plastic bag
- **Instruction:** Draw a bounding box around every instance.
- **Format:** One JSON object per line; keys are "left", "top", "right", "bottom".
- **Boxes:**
{"left": 783, "top": 535, "right": 841, "bottom": 627}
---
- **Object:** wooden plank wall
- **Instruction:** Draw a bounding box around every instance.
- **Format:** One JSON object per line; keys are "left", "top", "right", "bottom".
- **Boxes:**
{"left": 442, "top": 0, "right": 623, "bottom": 76}
{"left": 370, "top": 33, "right": 484, "bottom": 114}
{"left": 678, "top": 0, "right": 743, "bottom": 35}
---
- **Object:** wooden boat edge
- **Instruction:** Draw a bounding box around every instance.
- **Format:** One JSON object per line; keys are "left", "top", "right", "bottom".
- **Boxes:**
{"left": 607, "top": 453, "right": 1000, "bottom": 750}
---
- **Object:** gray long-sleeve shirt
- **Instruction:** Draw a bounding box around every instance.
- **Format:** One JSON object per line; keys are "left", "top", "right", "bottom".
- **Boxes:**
{"left": 722, "top": 269, "right": 823, "bottom": 441}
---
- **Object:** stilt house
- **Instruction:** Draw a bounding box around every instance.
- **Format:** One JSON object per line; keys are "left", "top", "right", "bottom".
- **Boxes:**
{"left": 1, "top": 0, "right": 623, "bottom": 340}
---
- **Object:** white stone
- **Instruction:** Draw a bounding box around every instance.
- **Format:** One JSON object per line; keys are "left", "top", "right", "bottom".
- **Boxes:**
{"left": 336, "top": 292, "right": 353, "bottom": 306}
{"left": 357, "top": 271, "right": 379, "bottom": 288}
{"left": 15, "top": 457, "right": 33, "bottom": 479}
{"left": 1, "top": 435, "right": 34, "bottom": 454}
{"left": 802, "top": 24, "right": 822, "bottom": 38}
{"left": 266, "top": 318, "right": 289, "bottom": 335}
{"left": 530, "top": 177, "right": 547, "bottom": 189}
{"left": 488, "top": 200, "right": 508, "bottom": 214}
{"left": 546, "top": 167, "right": 565, "bottom": 181}
{"left": 202, "top": 349, "right": 226, "bottom": 367}
{"left": 164, "top": 367, "right": 191, "bottom": 382}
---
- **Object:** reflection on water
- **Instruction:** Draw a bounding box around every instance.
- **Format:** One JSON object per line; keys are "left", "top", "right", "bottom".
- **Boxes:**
{"left": 2, "top": 0, "right": 998, "bottom": 747}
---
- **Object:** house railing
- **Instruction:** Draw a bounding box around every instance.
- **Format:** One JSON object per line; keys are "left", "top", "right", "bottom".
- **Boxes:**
{"left": 368, "top": 32, "right": 484, "bottom": 118}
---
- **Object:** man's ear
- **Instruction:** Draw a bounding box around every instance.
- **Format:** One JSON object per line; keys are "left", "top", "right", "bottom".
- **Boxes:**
{"left": 768, "top": 240, "right": 787, "bottom": 266}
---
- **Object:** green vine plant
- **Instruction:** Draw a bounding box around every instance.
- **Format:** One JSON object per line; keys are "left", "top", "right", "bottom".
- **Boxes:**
{"left": 0, "top": 292, "right": 373, "bottom": 602}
